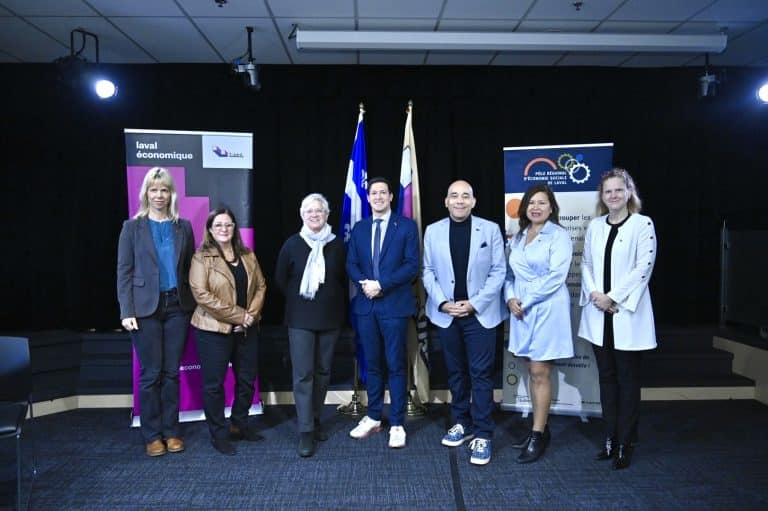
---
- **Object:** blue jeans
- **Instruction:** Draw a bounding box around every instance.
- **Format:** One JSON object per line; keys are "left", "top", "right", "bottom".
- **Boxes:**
{"left": 438, "top": 315, "right": 497, "bottom": 439}
{"left": 131, "top": 290, "right": 190, "bottom": 443}
{"left": 355, "top": 311, "right": 408, "bottom": 426}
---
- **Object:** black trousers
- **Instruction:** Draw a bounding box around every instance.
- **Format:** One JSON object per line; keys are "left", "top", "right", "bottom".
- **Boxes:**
{"left": 194, "top": 327, "right": 259, "bottom": 440}
{"left": 593, "top": 314, "right": 642, "bottom": 445}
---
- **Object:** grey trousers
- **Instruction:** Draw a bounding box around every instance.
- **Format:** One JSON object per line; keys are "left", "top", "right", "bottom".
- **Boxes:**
{"left": 288, "top": 327, "right": 340, "bottom": 433}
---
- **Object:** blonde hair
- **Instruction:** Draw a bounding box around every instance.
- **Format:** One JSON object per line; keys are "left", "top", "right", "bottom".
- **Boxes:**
{"left": 596, "top": 167, "right": 642, "bottom": 216}
{"left": 134, "top": 167, "right": 180, "bottom": 222}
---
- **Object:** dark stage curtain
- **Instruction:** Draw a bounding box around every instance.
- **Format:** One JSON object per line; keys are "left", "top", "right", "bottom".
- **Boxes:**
{"left": 1, "top": 63, "right": 767, "bottom": 330}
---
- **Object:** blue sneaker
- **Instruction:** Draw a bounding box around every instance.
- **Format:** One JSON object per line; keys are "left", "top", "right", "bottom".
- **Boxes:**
{"left": 442, "top": 424, "right": 474, "bottom": 447}
{"left": 469, "top": 438, "right": 491, "bottom": 465}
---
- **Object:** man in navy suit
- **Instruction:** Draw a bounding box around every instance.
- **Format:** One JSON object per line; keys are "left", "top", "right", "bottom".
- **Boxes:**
{"left": 422, "top": 180, "right": 507, "bottom": 465}
{"left": 346, "top": 176, "right": 419, "bottom": 448}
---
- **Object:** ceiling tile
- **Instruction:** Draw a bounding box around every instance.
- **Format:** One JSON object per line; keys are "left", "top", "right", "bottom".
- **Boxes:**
{"left": 693, "top": 0, "right": 768, "bottom": 22}
{"left": 610, "top": 0, "right": 713, "bottom": 22}
{"left": 621, "top": 54, "right": 699, "bottom": 67}
{"left": 710, "top": 22, "right": 768, "bottom": 66}
{"left": 596, "top": 21, "right": 680, "bottom": 33}
{"left": 87, "top": 0, "right": 185, "bottom": 17}
{"left": 438, "top": 19, "right": 520, "bottom": 30}
{"left": 357, "top": 0, "right": 443, "bottom": 19}
{"left": 0, "top": 0, "right": 96, "bottom": 16}
{"left": 517, "top": 20, "right": 600, "bottom": 32}
{"left": 0, "top": 16, "right": 68, "bottom": 61}
{"left": 110, "top": 16, "right": 220, "bottom": 62}
{"left": 195, "top": 17, "right": 288, "bottom": 64}
{"left": 526, "top": 0, "right": 624, "bottom": 21}
{"left": 358, "top": 18, "right": 437, "bottom": 30}
{"left": 442, "top": 0, "right": 533, "bottom": 20}
{"left": 268, "top": 0, "right": 354, "bottom": 18}
{"left": 177, "top": 0, "right": 270, "bottom": 17}
{"left": 673, "top": 21, "right": 755, "bottom": 38}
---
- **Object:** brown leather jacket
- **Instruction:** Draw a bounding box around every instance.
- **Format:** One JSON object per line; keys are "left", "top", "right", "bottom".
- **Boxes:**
{"left": 189, "top": 246, "right": 266, "bottom": 334}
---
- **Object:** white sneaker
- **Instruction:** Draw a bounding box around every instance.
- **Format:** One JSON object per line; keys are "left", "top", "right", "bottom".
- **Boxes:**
{"left": 349, "top": 416, "right": 382, "bottom": 439}
{"left": 389, "top": 425, "right": 406, "bottom": 448}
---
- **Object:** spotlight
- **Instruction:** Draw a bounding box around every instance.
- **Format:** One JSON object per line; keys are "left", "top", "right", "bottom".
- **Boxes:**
{"left": 94, "top": 79, "right": 118, "bottom": 99}
{"left": 758, "top": 83, "right": 768, "bottom": 104}
{"left": 232, "top": 26, "right": 261, "bottom": 91}
{"left": 55, "top": 29, "right": 118, "bottom": 100}
{"left": 698, "top": 53, "right": 721, "bottom": 99}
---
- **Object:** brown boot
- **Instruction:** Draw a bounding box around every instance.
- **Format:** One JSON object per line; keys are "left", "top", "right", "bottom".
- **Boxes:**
{"left": 166, "top": 437, "right": 185, "bottom": 453}
{"left": 146, "top": 439, "right": 166, "bottom": 457}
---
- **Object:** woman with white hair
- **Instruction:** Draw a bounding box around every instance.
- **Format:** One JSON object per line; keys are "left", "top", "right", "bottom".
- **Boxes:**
{"left": 274, "top": 193, "right": 347, "bottom": 457}
{"left": 117, "top": 167, "right": 195, "bottom": 457}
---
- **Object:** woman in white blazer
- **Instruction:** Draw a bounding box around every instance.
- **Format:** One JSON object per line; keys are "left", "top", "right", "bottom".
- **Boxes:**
{"left": 578, "top": 168, "right": 657, "bottom": 470}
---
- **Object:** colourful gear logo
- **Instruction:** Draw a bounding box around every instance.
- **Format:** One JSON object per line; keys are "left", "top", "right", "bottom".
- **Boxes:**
{"left": 557, "top": 153, "right": 591, "bottom": 184}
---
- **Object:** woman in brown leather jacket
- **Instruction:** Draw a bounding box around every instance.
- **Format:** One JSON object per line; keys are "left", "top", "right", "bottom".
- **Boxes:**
{"left": 189, "top": 207, "right": 266, "bottom": 455}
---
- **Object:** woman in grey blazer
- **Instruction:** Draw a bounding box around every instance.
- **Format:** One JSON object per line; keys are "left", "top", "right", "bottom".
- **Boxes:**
{"left": 117, "top": 167, "right": 195, "bottom": 457}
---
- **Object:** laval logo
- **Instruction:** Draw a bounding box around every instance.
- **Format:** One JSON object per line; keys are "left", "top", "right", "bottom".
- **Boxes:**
{"left": 212, "top": 145, "right": 244, "bottom": 158}
{"left": 523, "top": 153, "right": 591, "bottom": 184}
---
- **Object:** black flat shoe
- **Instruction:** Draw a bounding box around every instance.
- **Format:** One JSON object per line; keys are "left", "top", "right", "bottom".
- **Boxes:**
{"left": 612, "top": 444, "right": 632, "bottom": 470}
{"left": 314, "top": 420, "right": 329, "bottom": 442}
{"left": 517, "top": 430, "right": 547, "bottom": 464}
{"left": 211, "top": 437, "right": 236, "bottom": 456}
{"left": 595, "top": 437, "right": 616, "bottom": 461}
{"left": 510, "top": 424, "right": 550, "bottom": 449}
{"left": 298, "top": 432, "right": 316, "bottom": 457}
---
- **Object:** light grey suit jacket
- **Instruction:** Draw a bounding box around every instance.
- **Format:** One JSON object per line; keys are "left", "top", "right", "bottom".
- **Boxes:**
{"left": 422, "top": 215, "right": 508, "bottom": 329}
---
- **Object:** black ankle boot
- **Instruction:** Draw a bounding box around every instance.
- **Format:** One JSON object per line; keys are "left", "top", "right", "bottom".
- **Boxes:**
{"left": 314, "top": 419, "right": 329, "bottom": 442}
{"left": 595, "top": 437, "right": 616, "bottom": 461}
{"left": 612, "top": 444, "right": 632, "bottom": 470}
{"left": 298, "top": 432, "right": 316, "bottom": 457}
{"left": 511, "top": 424, "right": 550, "bottom": 449}
{"left": 517, "top": 430, "right": 546, "bottom": 464}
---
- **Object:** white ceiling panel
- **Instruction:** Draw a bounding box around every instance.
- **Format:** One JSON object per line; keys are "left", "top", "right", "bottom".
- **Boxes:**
{"left": 267, "top": 0, "right": 354, "bottom": 19}
{"left": 693, "top": 0, "right": 768, "bottom": 22}
{"left": 111, "top": 16, "right": 220, "bottom": 62}
{"left": 0, "top": 0, "right": 95, "bottom": 16}
{"left": 610, "top": 0, "right": 713, "bottom": 22}
{"left": 426, "top": 51, "right": 494, "bottom": 65}
{"left": 558, "top": 52, "right": 635, "bottom": 66}
{"left": 442, "top": 0, "right": 533, "bottom": 20}
{"left": 492, "top": 52, "right": 563, "bottom": 66}
{"left": 357, "top": 0, "right": 444, "bottom": 19}
{"left": 86, "top": 0, "right": 185, "bottom": 17}
{"left": 196, "top": 17, "right": 287, "bottom": 64}
{"left": 518, "top": 20, "right": 600, "bottom": 32}
{"left": 359, "top": 50, "right": 427, "bottom": 65}
{"left": 178, "top": 0, "right": 270, "bottom": 17}
{"left": 358, "top": 18, "right": 437, "bottom": 30}
{"left": 26, "top": 16, "right": 151, "bottom": 63}
{"left": 527, "top": 0, "right": 624, "bottom": 20}
{"left": 0, "top": 17, "right": 67, "bottom": 62}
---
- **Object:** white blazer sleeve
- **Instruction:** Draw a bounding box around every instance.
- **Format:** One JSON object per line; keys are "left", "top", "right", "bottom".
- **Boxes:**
{"left": 607, "top": 216, "right": 657, "bottom": 312}
{"left": 580, "top": 219, "right": 598, "bottom": 307}
{"left": 503, "top": 239, "right": 516, "bottom": 303}
{"left": 422, "top": 225, "right": 448, "bottom": 306}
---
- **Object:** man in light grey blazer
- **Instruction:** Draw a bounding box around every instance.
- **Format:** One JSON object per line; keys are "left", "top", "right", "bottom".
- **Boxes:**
{"left": 422, "top": 180, "right": 507, "bottom": 466}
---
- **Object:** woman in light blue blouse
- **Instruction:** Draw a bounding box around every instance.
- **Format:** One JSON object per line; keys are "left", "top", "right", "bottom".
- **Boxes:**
{"left": 117, "top": 167, "right": 195, "bottom": 457}
{"left": 504, "top": 184, "right": 573, "bottom": 464}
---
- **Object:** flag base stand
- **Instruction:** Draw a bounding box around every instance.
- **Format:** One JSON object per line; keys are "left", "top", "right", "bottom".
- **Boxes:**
{"left": 406, "top": 393, "right": 426, "bottom": 417}
{"left": 337, "top": 392, "right": 366, "bottom": 417}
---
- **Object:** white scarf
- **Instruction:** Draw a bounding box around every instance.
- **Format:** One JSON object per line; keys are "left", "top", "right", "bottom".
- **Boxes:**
{"left": 298, "top": 223, "right": 335, "bottom": 300}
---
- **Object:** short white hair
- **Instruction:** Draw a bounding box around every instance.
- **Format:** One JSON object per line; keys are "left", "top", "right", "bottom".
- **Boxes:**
{"left": 299, "top": 193, "right": 330, "bottom": 217}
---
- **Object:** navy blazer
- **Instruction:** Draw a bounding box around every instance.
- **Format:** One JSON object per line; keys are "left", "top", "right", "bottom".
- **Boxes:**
{"left": 345, "top": 213, "right": 419, "bottom": 318}
{"left": 117, "top": 216, "right": 196, "bottom": 319}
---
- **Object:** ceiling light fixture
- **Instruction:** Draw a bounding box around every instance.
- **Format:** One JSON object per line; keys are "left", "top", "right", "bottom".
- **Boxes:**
{"left": 295, "top": 29, "right": 727, "bottom": 54}
{"left": 55, "top": 28, "right": 117, "bottom": 99}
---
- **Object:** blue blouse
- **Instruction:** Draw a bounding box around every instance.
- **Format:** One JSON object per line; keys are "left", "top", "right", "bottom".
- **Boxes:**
{"left": 149, "top": 219, "right": 177, "bottom": 291}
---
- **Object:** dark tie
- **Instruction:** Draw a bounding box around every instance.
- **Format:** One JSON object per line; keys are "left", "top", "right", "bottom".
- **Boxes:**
{"left": 373, "top": 218, "right": 382, "bottom": 280}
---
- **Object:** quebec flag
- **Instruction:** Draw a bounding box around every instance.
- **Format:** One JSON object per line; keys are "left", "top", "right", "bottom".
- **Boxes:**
{"left": 340, "top": 109, "right": 369, "bottom": 242}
